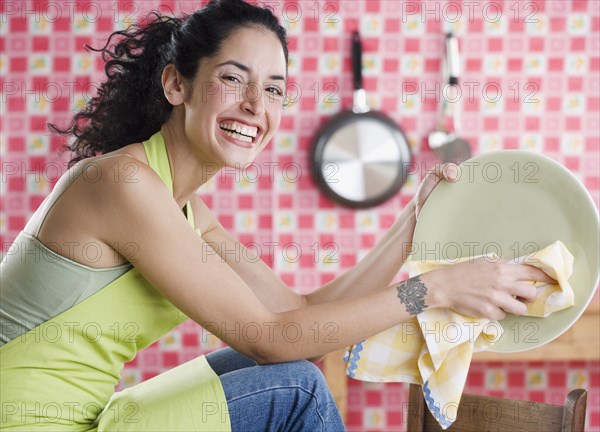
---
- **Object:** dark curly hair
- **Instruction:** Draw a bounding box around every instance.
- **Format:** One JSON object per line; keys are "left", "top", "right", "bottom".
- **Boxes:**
{"left": 49, "top": 0, "right": 289, "bottom": 168}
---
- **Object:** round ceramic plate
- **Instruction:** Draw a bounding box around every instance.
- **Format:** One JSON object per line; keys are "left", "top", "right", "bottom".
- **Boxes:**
{"left": 411, "top": 150, "right": 599, "bottom": 353}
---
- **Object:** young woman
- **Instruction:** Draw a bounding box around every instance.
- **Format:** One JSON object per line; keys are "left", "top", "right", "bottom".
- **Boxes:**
{"left": 0, "top": 0, "right": 556, "bottom": 430}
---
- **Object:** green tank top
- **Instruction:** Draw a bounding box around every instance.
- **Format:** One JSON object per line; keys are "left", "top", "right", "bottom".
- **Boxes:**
{"left": 1, "top": 208, "right": 132, "bottom": 345}
{"left": 0, "top": 131, "right": 231, "bottom": 431}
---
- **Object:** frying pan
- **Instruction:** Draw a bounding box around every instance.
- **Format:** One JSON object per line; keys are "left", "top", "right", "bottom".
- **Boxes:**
{"left": 310, "top": 32, "right": 412, "bottom": 208}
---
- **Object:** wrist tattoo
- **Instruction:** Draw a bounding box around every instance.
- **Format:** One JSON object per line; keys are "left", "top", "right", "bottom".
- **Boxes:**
{"left": 396, "top": 276, "right": 429, "bottom": 316}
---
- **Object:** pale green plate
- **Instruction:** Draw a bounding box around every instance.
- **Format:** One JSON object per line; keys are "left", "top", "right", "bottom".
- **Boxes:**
{"left": 411, "top": 150, "right": 599, "bottom": 353}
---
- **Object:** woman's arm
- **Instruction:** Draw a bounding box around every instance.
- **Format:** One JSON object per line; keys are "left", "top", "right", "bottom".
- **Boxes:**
{"left": 192, "top": 182, "right": 417, "bottom": 313}
{"left": 306, "top": 164, "right": 456, "bottom": 306}
{"left": 93, "top": 158, "right": 425, "bottom": 363}
{"left": 195, "top": 197, "right": 413, "bottom": 362}
{"left": 193, "top": 164, "right": 451, "bottom": 312}
{"left": 191, "top": 195, "right": 307, "bottom": 314}
{"left": 94, "top": 157, "right": 553, "bottom": 364}
{"left": 305, "top": 200, "right": 417, "bottom": 306}
{"left": 193, "top": 195, "right": 415, "bottom": 312}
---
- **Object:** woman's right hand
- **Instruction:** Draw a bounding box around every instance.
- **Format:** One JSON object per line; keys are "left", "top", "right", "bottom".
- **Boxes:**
{"left": 421, "top": 258, "right": 558, "bottom": 320}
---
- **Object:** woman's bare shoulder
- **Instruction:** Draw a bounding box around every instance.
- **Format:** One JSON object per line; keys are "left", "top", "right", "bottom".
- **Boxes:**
{"left": 33, "top": 144, "right": 172, "bottom": 268}
{"left": 74, "top": 148, "right": 173, "bottom": 218}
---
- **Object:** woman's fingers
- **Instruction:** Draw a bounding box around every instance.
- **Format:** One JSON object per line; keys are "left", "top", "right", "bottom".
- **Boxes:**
{"left": 511, "top": 282, "right": 538, "bottom": 301}
{"left": 418, "top": 163, "right": 460, "bottom": 196}
{"left": 425, "top": 162, "right": 459, "bottom": 184}
{"left": 440, "top": 163, "right": 460, "bottom": 182}
{"left": 486, "top": 306, "right": 507, "bottom": 321}
{"left": 494, "top": 292, "right": 529, "bottom": 316}
{"left": 415, "top": 163, "right": 461, "bottom": 218}
{"left": 491, "top": 260, "right": 557, "bottom": 285}
{"left": 443, "top": 257, "right": 560, "bottom": 321}
{"left": 502, "top": 260, "right": 558, "bottom": 285}
{"left": 515, "top": 263, "right": 558, "bottom": 284}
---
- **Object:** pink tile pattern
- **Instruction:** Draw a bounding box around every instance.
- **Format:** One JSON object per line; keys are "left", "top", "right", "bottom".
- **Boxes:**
{"left": 1, "top": 0, "right": 599, "bottom": 430}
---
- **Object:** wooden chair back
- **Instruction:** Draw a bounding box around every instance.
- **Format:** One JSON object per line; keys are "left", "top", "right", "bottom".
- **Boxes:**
{"left": 407, "top": 383, "right": 587, "bottom": 432}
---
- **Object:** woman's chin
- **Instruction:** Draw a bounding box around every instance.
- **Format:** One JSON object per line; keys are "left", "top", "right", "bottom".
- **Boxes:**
{"left": 214, "top": 141, "right": 260, "bottom": 170}
{"left": 221, "top": 155, "right": 256, "bottom": 171}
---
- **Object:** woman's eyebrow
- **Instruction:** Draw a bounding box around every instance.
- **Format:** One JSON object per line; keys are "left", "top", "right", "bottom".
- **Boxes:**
{"left": 216, "top": 60, "right": 286, "bottom": 82}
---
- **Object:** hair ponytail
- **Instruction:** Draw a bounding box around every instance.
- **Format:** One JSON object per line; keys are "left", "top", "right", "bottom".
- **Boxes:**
{"left": 50, "top": 0, "right": 288, "bottom": 168}
{"left": 49, "top": 13, "right": 182, "bottom": 167}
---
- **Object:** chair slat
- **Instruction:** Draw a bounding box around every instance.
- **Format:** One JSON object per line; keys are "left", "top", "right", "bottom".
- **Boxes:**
{"left": 407, "top": 384, "right": 587, "bottom": 432}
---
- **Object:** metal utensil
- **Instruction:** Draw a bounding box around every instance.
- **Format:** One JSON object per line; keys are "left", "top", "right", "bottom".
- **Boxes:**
{"left": 428, "top": 32, "right": 471, "bottom": 165}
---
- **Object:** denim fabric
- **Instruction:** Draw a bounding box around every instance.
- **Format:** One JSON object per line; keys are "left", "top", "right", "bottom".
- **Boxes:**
{"left": 206, "top": 347, "right": 346, "bottom": 432}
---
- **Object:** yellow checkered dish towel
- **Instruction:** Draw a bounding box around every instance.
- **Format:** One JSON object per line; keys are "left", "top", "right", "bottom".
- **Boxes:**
{"left": 343, "top": 241, "right": 574, "bottom": 429}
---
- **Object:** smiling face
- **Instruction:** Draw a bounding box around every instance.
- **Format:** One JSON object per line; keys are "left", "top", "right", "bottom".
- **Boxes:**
{"left": 179, "top": 26, "right": 287, "bottom": 169}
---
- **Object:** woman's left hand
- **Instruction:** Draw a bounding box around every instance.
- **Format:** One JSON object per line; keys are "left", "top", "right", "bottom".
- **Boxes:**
{"left": 413, "top": 162, "right": 460, "bottom": 220}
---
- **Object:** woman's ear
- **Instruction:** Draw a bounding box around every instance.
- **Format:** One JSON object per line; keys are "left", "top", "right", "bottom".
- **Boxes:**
{"left": 162, "top": 64, "right": 186, "bottom": 106}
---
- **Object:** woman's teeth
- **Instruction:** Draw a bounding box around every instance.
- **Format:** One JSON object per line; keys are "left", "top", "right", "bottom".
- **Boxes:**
{"left": 219, "top": 121, "right": 258, "bottom": 143}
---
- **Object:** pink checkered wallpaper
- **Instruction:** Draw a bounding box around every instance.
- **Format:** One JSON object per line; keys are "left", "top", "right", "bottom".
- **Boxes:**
{"left": 1, "top": 0, "right": 599, "bottom": 430}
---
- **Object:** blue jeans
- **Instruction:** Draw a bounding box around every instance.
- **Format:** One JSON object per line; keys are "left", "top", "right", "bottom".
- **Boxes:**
{"left": 205, "top": 347, "right": 346, "bottom": 431}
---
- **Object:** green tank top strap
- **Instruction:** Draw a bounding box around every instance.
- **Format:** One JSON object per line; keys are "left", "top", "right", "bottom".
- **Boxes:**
{"left": 143, "top": 130, "right": 196, "bottom": 229}
{"left": 143, "top": 131, "right": 174, "bottom": 195}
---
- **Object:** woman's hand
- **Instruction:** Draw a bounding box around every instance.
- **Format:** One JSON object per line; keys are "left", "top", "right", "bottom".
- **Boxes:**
{"left": 421, "top": 258, "right": 558, "bottom": 320}
{"left": 413, "top": 163, "right": 460, "bottom": 220}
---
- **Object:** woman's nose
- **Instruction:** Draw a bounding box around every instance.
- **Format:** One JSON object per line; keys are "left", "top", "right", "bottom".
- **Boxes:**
{"left": 240, "top": 83, "right": 265, "bottom": 116}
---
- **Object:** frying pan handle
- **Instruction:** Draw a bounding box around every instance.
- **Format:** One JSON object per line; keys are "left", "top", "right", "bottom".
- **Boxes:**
{"left": 352, "top": 31, "right": 369, "bottom": 113}
{"left": 352, "top": 31, "right": 363, "bottom": 90}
